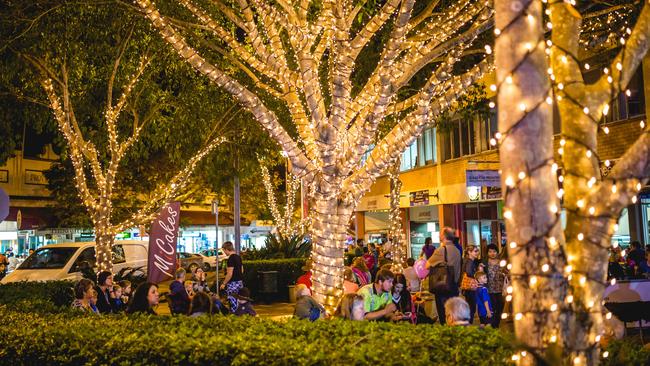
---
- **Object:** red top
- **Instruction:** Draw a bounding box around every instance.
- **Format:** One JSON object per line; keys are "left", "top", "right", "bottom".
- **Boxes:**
{"left": 296, "top": 272, "right": 312, "bottom": 290}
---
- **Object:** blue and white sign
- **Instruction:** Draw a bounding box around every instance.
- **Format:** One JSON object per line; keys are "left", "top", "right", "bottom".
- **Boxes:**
{"left": 466, "top": 170, "right": 501, "bottom": 187}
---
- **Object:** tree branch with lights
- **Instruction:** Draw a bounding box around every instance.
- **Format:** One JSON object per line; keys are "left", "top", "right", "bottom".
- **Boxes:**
{"left": 24, "top": 52, "right": 225, "bottom": 272}
{"left": 494, "top": 0, "right": 649, "bottom": 364}
{"left": 136, "top": 0, "right": 493, "bottom": 309}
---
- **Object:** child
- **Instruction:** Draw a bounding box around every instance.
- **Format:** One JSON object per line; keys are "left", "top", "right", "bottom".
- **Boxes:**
{"left": 475, "top": 271, "right": 493, "bottom": 326}
{"left": 336, "top": 293, "right": 365, "bottom": 321}
{"left": 293, "top": 284, "right": 325, "bottom": 321}
{"left": 110, "top": 284, "right": 126, "bottom": 312}
{"left": 118, "top": 280, "right": 132, "bottom": 304}
{"left": 184, "top": 280, "right": 195, "bottom": 298}
{"left": 233, "top": 288, "right": 256, "bottom": 316}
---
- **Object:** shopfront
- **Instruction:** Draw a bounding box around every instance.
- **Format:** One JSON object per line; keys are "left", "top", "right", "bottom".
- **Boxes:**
{"left": 464, "top": 170, "right": 506, "bottom": 255}
{"left": 364, "top": 211, "right": 389, "bottom": 244}
{"left": 409, "top": 205, "right": 439, "bottom": 259}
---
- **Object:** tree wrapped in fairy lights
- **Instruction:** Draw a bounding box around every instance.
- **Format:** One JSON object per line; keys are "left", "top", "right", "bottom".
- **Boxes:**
{"left": 260, "top": 164, "right": 308, "bottom": 238}
{"left": 24, "top": 52, "right": 224, "bottom": 273}
{"left": 136, "top": 0, "right": 493, "bottom": 309}
{"left": 494, "top": 0, "right": 649, "bottom": 364}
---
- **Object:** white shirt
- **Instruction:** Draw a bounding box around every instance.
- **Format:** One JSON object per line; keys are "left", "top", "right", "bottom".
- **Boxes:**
{"left": 403, "top": 266, "right": 421, "bottom": 292}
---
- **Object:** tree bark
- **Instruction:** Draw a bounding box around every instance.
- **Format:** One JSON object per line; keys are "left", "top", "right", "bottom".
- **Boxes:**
{"left": 388, "top": 157, "right": 406, "bottom": 272}
{"left": 495, "top": 0, "right": 567, "bottom": 362}
{"left": 308, "top": 189, "right": 353, "bottom": 312}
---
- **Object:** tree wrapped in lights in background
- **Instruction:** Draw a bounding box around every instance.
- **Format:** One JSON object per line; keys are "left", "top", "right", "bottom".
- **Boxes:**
{"left": 494, "top": 0, "right": 649, "bottom": 364}
{"left": 388, "top": 157, "right": 406, "bottom": 272}
{"left": 24, "top": 52, "right": 225, "bottom": 272}
{"left": 260, "top": 163, "right": 308, "bottom": 238}
{"left": 137, "top": 0, "right": 493, "bottom": 309}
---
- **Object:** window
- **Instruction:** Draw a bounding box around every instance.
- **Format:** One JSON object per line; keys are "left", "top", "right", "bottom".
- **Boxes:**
{"left": 400, "top": 127, "right": 437, "bottom": 171}
{"left": 112, "top": 245, "right": 125, "bottom": 264}
{"left": 70, "top": 247, "right": 95, "bottom": 273}
{"left": 20, "top": 247, "right": 77, "bottom": 270}
{"left": 441, "top": 112, "right": 495, "bottom": 161}
{"left": 599, "top": 67, "right": 646, "bottom": 122}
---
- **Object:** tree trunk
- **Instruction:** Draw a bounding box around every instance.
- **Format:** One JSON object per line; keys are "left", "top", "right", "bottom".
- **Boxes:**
{"left": 309, "top": 190, "right": 353, "bottom": 312}
{"left": 495, "top": 0, "right": 567, "bottom": 362}
{"left": 388, "top": 158, "right": 406, "bottom": 272}
{"left": 95, "top": 223, "right": 114, "bottom": 273}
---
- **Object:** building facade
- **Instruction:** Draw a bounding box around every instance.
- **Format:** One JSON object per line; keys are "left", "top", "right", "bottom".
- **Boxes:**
{"left": 355, "top": 57, "right": 650, "bottom": 259}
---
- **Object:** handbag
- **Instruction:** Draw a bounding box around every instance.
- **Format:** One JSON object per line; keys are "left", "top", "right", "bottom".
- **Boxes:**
{"left": 460, "top": 272, "right": 478, "bottom": 291}
{"left": 428, "top": 246, "right": 455, "bottom": 294}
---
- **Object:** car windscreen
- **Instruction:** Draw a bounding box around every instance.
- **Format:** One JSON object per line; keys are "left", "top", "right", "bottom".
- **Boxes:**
{"left": 18, "top": 247, "right": 78, "bottom": 270}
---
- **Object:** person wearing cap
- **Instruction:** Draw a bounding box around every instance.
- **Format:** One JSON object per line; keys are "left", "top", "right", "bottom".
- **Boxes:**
{"left": 296, "top": 259, "right": 312, "bottom": 291}
{"left": 233, "top": 287, "right": 256, "bottom": 316}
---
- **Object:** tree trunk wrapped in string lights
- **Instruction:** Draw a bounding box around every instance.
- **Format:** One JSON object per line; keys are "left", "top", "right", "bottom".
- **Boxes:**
{"left": 495, "top": 0, "right": 650, "bottom": 364}
{"left": 388, "top": 157, "right": 406, "bottom": 273}
{"left": 25, "top": 54, "right": 224, "bottom": 273}
{"left": 136, "top": 0, "right": 494, "bottom": 309}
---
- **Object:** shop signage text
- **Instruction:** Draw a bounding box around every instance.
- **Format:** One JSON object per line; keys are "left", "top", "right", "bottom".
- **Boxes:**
{"left": 409, "top": 190, "right": 429, "bottom": 206}
{"left": 466, "top": 170, "right": 501, "bottom": 187}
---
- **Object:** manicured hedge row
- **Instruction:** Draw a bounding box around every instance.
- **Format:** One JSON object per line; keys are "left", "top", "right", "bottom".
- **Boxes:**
{"left": 242, "top": 258, "right": 307, "bottom": 302}
{"left": 0, "top": 307, "right": 515, "bottom": 366}
{"left": 0, "top": 280, "right": 74, "bottom": 308}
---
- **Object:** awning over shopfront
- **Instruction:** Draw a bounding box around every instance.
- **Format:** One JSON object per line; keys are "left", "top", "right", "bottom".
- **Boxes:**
{"left": 5, "top": 207, "right": 55, "bottom": 230}
{"left": 180, "top": 210, "right": 250, "bottom": 226}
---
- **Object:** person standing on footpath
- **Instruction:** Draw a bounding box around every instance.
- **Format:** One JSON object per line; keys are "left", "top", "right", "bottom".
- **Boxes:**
{"left": 421, "top": 237, "right": 435, "bottom": 259}
{"left": 484, "top": 244, "right": 507, "bottom": 328}
{"left": 219, "top": 241, "right": 244, "bottom": 313}
{"left": 426, "top": 227, "right": 461, "bottom": 325}
{"left": 461, "top": 245, "right": 480, "bottom": 324}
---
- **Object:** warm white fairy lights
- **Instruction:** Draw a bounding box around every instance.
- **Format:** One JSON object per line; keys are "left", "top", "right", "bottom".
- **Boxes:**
{"left": 36, "top": 55, "right": 225, "bottom": 272}
{"left": 491, "top": 0, "right": 650, "bottom": 361}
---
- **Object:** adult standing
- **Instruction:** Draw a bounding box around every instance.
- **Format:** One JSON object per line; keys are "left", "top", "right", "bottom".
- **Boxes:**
{"left": 461, "top": 245, "right": 479, "bottom": 324}
{"left": 426, "top": 227, "right": 461, "bottom": 325}
{"left": 421, "top": 237, "right": 435, "bottom": 259}
{"left": 219, "top": 241, "right": 244, "bottom": 313}
{"left": 485, "top": 244, "right": 507, "bottom": 328}
{"left": 95, "top": 271, "right": 114, "bottom": 314}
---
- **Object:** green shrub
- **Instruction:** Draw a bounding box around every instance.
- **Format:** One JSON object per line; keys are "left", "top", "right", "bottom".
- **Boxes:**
{"left": 0, "top": 280, "right": 74, "bottom": 309}
{"left": 602, "top": 338, "right": 650, "bottom": 366}
{"left": 242, "top": 234, "right": 311, "bottom": 260}
{"left": 242, "top": 258, "right": 307, "bottom": 302}
{"left": 0, "top": 307, "right": 515, "bottom": 365}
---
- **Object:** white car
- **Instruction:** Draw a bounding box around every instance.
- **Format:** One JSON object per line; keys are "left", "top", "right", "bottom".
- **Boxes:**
{"left": 1, "top": 240, "right": 148, "bottom": 284}
{"left": 198, "top": 249, "right": 228, "bottom": 270}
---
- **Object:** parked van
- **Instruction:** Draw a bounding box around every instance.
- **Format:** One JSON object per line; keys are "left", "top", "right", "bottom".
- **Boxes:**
{"left": 0, "top": 240, "right": 148, "bottom": 284}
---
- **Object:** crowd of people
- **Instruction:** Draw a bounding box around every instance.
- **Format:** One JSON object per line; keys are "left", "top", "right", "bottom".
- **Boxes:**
{"left": 70, "top": 241, "right": 255, "bottom": 317}
{"left": 608, "top": 241, "right": 650, "bottom": 280}
{"left": 65, "top": 231, "right": 649, "bottom": 325}
{"left": 290, "top": 226, "right": 510, "bottom": 327}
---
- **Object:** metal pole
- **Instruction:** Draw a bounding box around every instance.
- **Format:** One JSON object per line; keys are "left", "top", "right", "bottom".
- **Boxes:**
{"left": 214, "top": 200, "right": 220, "bottom": 291}
{"left": 234, "top": 175, "right": 241, "bottom": 253}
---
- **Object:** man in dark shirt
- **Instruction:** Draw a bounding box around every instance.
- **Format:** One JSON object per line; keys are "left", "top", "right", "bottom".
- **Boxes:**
{"left": 169, "top": 268, "right": 191, "bottom": 315}
{"left": 219, "top": 241, "right": 244, "bottom": 313}
{"left": 95, "top": 271, "right": 114, "bottom": 314}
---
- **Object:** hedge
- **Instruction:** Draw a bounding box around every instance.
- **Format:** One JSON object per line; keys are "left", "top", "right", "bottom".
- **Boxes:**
{"left": 242, "top": 258, "right": 307, "bottom": 302}
{"left": 0, "top": 307, "right": 515, "bottom": 366}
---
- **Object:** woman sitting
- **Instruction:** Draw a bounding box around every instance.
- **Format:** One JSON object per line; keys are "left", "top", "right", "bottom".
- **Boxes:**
{"left": 335, "top": 293, "right": 365, "bottom": 321}
{"left": 126, "top": 282, "right": 159, "bottom": 315}
{"left": 71, "top": 278, "right": 99, "bottom": 314}
{"left": 189, "top": 291, "right": 213, "bottom": 317}
{"left": 351, "top": 257, "right": 371, "bottom": 286}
